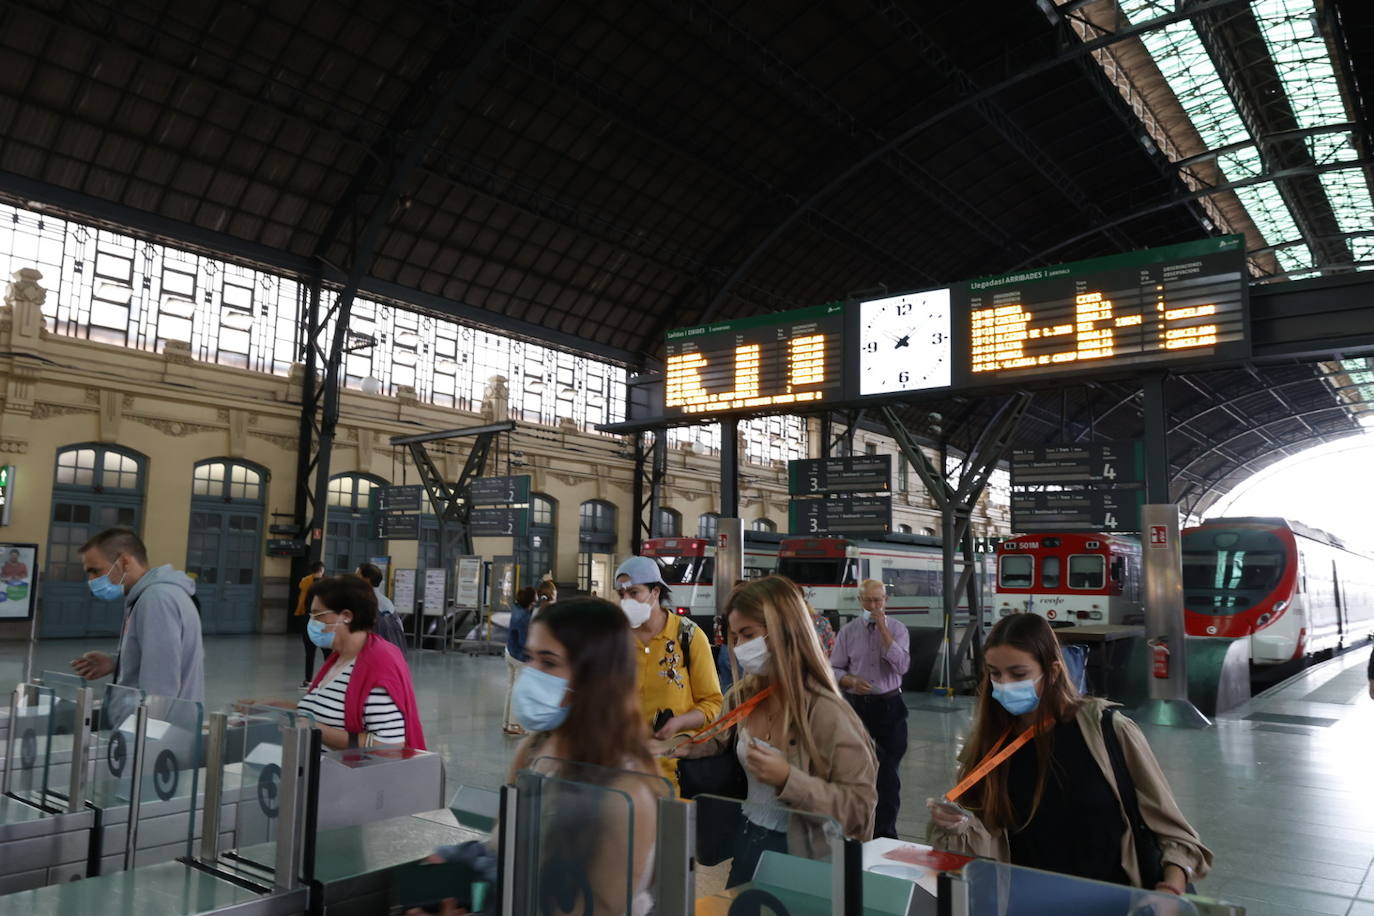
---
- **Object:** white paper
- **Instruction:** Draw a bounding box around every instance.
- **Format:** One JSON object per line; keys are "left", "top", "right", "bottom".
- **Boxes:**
{"left": 422, "top": 568, "right": 447, "bottom": 617}
{"left": 393, "top": 569, "right": 416, "bottom": 616}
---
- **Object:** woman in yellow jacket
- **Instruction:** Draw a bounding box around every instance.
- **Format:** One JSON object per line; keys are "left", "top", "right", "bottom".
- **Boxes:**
{"left": 927, "top": 613, "right": 1212, "bottom": 893}
{"left": 294, "top": 560, "right": 325, "bottom": 687}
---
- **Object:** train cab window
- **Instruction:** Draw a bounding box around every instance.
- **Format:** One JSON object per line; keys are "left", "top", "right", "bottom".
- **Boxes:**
{"left": 1068, "top": 555, "right": 1105, "bottom": 589}
{"left": 658, "top": 556, "right": 714, "bottom": 586}
{"left": 999, "top": 554, "right": 1033, "bottom": 588}
{"left": 1041, "top": 556, "right": 1061, "bottom": 589}
{"left": 777, "top": 558, "right": 843, "bottom": 585}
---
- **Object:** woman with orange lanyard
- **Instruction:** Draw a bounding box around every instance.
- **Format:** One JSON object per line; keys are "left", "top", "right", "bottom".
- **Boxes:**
{"left": 671, "top": 576, "right": 877, "bottom": 888}
{"left": 927, "top": 613, "right": 1212, "bottom": 894}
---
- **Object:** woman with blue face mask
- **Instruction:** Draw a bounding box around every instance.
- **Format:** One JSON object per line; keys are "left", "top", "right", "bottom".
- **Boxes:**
{"left": 420, "top": 597, "right": 660, "bottom": 916}
{"left": 926, "top": 613, "right": 1212, "bottom": 895}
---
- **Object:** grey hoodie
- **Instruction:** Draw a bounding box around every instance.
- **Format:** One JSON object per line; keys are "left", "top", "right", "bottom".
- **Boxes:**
{"left": 117, "top": 565, "right": 205, "bottom": 703}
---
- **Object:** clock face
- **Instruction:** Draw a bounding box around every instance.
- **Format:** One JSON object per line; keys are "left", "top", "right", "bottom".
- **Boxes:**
{"left": 858, "top": 289, "right": 953, "bottom": 395}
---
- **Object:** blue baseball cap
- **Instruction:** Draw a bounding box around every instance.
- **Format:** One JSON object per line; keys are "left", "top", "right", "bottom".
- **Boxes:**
{"left": 614, "top": 556, "right": 666, "bottom": 587}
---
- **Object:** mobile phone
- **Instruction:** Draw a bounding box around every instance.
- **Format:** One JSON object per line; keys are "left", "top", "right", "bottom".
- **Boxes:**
{"left": 651, "top": 708, "right": 673, "bottom": 732}
{"left": 931, "top": 799, "right": 970, "bottom": 819}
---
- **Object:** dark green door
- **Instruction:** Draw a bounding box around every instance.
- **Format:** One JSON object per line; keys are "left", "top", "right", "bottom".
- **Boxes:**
{"left": 42, "top": 446, "right": 145, "bottom": 638}
{"left": 186, "top": 461, "right": 266, "bottom": 635}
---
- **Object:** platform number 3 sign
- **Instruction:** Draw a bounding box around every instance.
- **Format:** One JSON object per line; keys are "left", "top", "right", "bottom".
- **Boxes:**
{"left": 1149, "top": 525, "right": 1168, "bottom": 548}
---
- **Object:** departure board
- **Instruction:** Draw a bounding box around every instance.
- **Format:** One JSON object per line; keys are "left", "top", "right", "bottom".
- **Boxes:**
{"left": 959, "top": 235, "right": 1248, "bottom": 384}
{"left": 663, "top": 303, "right": 845, "bottom": 419}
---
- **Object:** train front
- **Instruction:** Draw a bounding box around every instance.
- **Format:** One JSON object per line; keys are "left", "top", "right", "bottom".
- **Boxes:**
{"left": 1182, "top": 520, "right": 1301, "bottom": 663}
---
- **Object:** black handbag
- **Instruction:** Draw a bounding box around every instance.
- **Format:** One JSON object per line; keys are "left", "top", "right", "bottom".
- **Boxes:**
{"left": 677, "top": 738, "right": 748, "bottom": 867}
{"left": 1100, "top": 708, "right": 1167, "bottom": 889}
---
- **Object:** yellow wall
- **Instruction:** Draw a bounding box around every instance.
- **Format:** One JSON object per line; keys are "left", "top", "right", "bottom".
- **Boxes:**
{"left": 0, "top": 270, "right": 1008, "bottom": 639}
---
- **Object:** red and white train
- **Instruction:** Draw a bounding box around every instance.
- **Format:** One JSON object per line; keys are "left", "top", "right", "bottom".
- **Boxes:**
{"left": 1182, "top": 517, "right": 1374, "bottom": 664}
{"left": 775, "top": 535, "right": 991, "bottom": 628}
{"left": 992, "top": 533, "right": 1144, "bottom": 625}
{"left": 641, "top": 532, "right": 782, "bottom": 624}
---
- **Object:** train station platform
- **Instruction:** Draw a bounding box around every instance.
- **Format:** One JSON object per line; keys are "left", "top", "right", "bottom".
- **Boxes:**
{"left": 4, "top": 634, "right": 1373, "bottom": 915}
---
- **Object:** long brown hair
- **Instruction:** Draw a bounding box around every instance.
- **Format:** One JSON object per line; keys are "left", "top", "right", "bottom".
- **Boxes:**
{"left": 535, "top": 597, "right": 653, "bottom": 772}
{"left": 958, "top": 613, "right": 1082, "bottom": 831}
{"left": 724, "top": 575, "right": 847, "bottom": 765}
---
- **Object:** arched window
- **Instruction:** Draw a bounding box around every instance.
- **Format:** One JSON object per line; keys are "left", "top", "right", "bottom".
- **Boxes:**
{"left": 921, "top": 527, "right": 935, "bottom": 537}
{"left": 327, "top": 473, "right": 383, "bottom": 511}
{"left": 750, "top": 518, "right": 776, "bottom": 532}
{"left": 897, "top": 524, "right": 913, "bottom": 534}
{"left": 55, "top": 444, "right": 144, "bottom": 493}
{"left": 192, "top": 459, "right": 265, "bottom": 503}
{"left": 655, "top": 507, "right": 682, "bottom": 538}
{"left": 579, "top": 500, "right": 617, "bottom": 540}
{"left": 698, "top": 513, "right": 720, "bottom": 539}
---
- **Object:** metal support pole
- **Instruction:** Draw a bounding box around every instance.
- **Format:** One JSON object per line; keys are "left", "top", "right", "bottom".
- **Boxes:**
{"left": 654, "top": 798, "right": 695, "bottom": 916}
{"left": 199, "top": 712, "right": 227, "bottom": 862}
{"left": 123, "top": 706, "right": 149, "bottom": 871}
{"left": 2, "top": 688, "right": 19, "bottom": 794}
{"left": 720, "top": 420, "right": 739, "bottom": 518}
{"left": 632, "top": 433, "right": 648, "bottom": 552}
{"left": 1142, "top": 373, "right": 1171, "bottom": 503}
{"left": 1136, "top": 504, "right": 1210, "bottom": 728}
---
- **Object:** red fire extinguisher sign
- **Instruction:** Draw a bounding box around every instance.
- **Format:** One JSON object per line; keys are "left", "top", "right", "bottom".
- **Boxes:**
{"left": 1150, "top": 638, "right": 1170, "bottom": 679}
{"left": 1149, "top": 525, "right": 1167, "bottom": 548}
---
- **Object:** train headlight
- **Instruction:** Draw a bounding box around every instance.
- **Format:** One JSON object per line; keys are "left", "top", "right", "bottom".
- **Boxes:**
{"left": 1273, "top": 600, "right": 1288, "bottom": 613}
{"left": 1090, "top": 611, "right": 1103, "bottom": 620}
{"left": 1257, "top": 613, "right": 1272, "bottom": 626}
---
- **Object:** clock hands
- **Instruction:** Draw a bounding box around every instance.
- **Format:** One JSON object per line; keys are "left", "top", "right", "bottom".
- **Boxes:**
{"left": 894, "top": 335, "right": 910, "bottom": 349}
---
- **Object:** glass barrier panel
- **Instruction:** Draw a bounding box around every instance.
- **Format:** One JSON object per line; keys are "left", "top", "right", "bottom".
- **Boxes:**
{"left": 7, "top": 683, "right": 55, "bottom": 807}
{"left": 447, "top": 783, "right": 503, "bottom": 835}
{"left": 960, "top": 858, "right": 1201, "bottom": 916}
{"left": 35, "top": 671, "right": 87, "bottom": 805}
{"left": 691, "top": 793, "right": 845, "bottom": 916}
{"left": 89, "top": 683, "right": 146, "bottom": 810}
{"left": 215, "top": 704, "right": 312, "bottom": 868}
{"left": 138, "top": 694, "right": 203, "bottom": 860}
{"left": 513, "top": 763, "right": 659, "bottom": 916}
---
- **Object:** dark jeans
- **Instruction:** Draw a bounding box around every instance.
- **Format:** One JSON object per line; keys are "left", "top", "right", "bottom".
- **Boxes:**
{"left": 847, "top": 691, "right": 909, "bottom": 839}
{"left": 301, "top": 625, "right": 326, "bottom": 683}
{"left": 726, "top": 818, "right": 789, "bottom": 888}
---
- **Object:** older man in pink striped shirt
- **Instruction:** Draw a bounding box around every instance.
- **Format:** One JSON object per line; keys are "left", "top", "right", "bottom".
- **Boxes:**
{"left": 830, "top": 578, "right": 911, "bottom": 838}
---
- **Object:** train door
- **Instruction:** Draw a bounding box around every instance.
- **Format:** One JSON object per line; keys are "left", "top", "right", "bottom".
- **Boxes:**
{"left": 1331, "top": 559, "right": 1345, "bottom": 641}
{"left": 186, "top": 460, "right": 266, "bottom": 635}
{"left": 43, "top": 445, "right": 145, "bottom": 638}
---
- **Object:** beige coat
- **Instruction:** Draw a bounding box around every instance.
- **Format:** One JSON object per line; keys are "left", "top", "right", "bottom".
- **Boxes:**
{"left": 930, "top": 698, "right": 1213, "bottom": 886}
{"left": 700, "top": 688, "right": 878, "bottom": 855}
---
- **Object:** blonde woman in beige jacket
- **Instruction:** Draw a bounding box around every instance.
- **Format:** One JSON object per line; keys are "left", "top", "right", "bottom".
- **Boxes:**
{"left": 928, "top": 613, "right": 1212, "bottom": 893}
{"left": 674, "top": 575, "right": 878, "bottom": 887}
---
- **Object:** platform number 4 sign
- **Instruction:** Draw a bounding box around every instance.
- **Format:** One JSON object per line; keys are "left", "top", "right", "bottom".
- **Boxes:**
{"left": 1149, "top": 525, "right": 1168, "bottom": 548}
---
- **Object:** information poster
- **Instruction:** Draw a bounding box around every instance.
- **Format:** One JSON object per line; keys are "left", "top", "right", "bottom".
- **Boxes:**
{"left": 422, "top": 569, "right": 447, "bottom": 617}
{"left": 0, "top": 543, "right": 38, "bottom": 620}
{"left": 454, "top": 556, "right": 483, "bottom": 608}
{"left": 392, "top": 568, "right": 416, "bottom": 616}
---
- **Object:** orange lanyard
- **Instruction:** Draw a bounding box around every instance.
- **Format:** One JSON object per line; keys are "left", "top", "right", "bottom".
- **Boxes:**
{"left": 685, "top": 686, "right": 775, "bottom": 746}
{"left": 945, "top": 720, "right": 1045, "bottom": 803}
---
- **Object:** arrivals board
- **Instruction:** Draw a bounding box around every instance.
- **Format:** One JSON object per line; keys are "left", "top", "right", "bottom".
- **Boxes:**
{"left": 468, "top": 475, "right": 531, "bottom": 506}
{"left": 663, "top": 303, "right": 845, "bottom": 419}
{"left": 789, "top": 495, "right": 892, "bottom": 536}
{"left": 958, "top": 235, "right": 1247, "bottom": 386}
{"left": 1010, "top": 442, "right": 1143, "bottom": 486}
{"left": 378, "top": 484, "right": 424, "bottom": 513}
{"left": 378, "top": 514, "right": 420, "bottom": 540}
{"left": 788, "top": 456, "right": 892, "bottom": 495}
{"left": 1010, "top": 488, "right": 1143, "bottom": 533}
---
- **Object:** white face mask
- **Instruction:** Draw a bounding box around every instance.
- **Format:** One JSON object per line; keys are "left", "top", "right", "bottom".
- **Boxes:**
{"left": 734, "top": 634, "right": 770, "bottom": 676}
{"left": 620, "top": 596, "right": 654, "bottom": 628}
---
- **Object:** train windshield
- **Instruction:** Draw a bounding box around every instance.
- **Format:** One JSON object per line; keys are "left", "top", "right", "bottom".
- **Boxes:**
{"left": 656, "top": 556, "right": 714, "bottom": 586}
{"left": 998, "top": 555, "right": 1033, "bottom": 588}
{"left": 777, "top": 558, "right": 858, "bottom": 586}
{"left": 1182, "top": 529, "right": 1285, "bottom": 615}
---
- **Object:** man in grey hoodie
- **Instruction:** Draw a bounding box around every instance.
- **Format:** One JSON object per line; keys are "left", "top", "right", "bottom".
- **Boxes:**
{"left": 70, "top": 528, "right": 205, "bottom": 703}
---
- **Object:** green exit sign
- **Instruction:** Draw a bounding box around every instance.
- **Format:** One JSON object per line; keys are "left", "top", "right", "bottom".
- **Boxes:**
{"left": 0, "top": 465, "right": 15, "bottom": 526}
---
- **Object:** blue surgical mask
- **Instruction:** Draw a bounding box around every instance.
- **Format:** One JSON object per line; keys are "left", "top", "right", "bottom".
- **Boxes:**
{"left": 88, "top": 560, "right": 126, "bottom": 601}
{"left": 991, "top": 676, "right": 1042, "bottom": 716}
{"left": 513, "top": 666, "right": 571, "bottom": 732}
{"left": 306, "top": 617, "right": 336, "bottom": 650}
{"left": 860, "top": 609, "right": 872, "bottom": 623}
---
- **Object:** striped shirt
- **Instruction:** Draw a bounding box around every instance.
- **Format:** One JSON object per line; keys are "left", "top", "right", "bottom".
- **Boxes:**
{"left": 297, "top": 659, "right": 407, "bottom": 745}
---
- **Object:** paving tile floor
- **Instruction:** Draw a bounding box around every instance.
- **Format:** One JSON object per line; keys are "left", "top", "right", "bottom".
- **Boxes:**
{"left": 4, "top": 633, "right": 1374, "bottom": 914}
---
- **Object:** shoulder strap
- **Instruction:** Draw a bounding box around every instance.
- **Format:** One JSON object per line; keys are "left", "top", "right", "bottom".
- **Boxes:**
{"left": 678, "top": 614, "right": 695, "bottom": 672}
{"left": 1100, "top": 707, "right": 1159, "bottom": 884}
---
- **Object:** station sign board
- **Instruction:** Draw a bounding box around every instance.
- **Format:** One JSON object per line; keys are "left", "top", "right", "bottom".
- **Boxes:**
{"left": 1010, "top": 442, "right": 1143, "bottom": 487}
{"left": 1010, "top": 488, "right": 1143, "bottom": 533}
{"left": 468, "top": 475, "right": 531, "bottom": 506}
{"left": 378, "top": 484, "right": 424, "bottom": 513}
{"left": 789, "top": 495, "right": 892, "bottom": 537}
{"left": 469, "top": 507, "right": 530, "bottom": 538}
{"left": 378, "top": 514, "right": 421, "bottom": 540}
{"left": 788, "top": 456, "right": 891, "bottom": 495}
